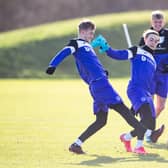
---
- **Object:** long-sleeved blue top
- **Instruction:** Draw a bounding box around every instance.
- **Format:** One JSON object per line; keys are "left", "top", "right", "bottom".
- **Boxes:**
{"left": 48, "top": 39, "right": 107, "bottom": 84}
{"left": 106, "top": 46, "right": 156, "bottom": 92}
{"left": 139, "top": 28, "right": 168, "bottom": 73}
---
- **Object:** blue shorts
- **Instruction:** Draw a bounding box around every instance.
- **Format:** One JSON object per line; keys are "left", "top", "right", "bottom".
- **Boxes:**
{"left": 127, "top": 86, "right": 156, "bottom": 117}
{"left": 151, "top": 72, "right": 168, "bottom": 98}
{"left": 89, "top": 78, "right": 123, "bottom": 114}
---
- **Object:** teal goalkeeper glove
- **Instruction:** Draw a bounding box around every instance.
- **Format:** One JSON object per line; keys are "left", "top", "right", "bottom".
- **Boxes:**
{"left": 91, "top": 34, "right": 110, "bottom": 53}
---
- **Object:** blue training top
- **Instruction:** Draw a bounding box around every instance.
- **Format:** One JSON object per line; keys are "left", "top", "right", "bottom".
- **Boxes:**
{"left": 139, "top": 28, "right": 168, "bottom": 73}
{"left": 48, "top": 39, "right": 108, "bottom": 84}
{"left": 106, "top": 45, "right": 156, "bottom": 92}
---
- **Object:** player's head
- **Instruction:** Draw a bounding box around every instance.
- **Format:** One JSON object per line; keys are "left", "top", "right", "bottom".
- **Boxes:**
{"left": 150, "top": 10, "right": 165, "bottom": 32}
{"left": 143, "top": 29, "right": 160, "bottom": 50}
{"left": 78, "top": 19, "right": 96, "bottom": 42}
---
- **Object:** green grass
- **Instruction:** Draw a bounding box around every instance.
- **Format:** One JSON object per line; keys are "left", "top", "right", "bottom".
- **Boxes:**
{"left": 0, "top": 79, "right": 168, "bottom": 168}
{"left": 1, "top": 10, "right": 168, "bottom": 78}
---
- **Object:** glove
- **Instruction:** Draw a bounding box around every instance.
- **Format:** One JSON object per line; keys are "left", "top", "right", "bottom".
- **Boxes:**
{"left": 46, "top": 66, "right": 56, "bottom": 75}
{"left": 161, "top": 64, "right": 168, "bottom": 73}
{"left": 91, "top": 34, "right": 110, "bottom": 53}
{"left": 104, "top": 70, "right": 109, "bottom": 76}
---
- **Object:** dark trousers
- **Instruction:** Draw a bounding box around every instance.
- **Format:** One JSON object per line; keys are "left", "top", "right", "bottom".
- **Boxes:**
{"left": 78, "top": 103, "right": 146, "bottom": 142}
{"left": 130, "top": 103, "right": 156, "bottom": 137}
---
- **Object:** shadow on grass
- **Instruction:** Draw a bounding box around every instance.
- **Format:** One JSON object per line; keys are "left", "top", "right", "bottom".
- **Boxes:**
{"left": 77, "top": 155, "right": 117, "bottom": 166}
{"left": 136, "top": 153, "right": 168, "bottom": 163}
{"left": 145, "top": 142, "right": 168, "bottom": 150}
{"left": 67, "top": 153, "right": 168, "bottom": 166}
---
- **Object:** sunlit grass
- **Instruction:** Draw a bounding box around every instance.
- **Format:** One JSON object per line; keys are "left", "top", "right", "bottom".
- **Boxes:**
{"left": 0, "top": 79, "right": 168, "bottom": 168}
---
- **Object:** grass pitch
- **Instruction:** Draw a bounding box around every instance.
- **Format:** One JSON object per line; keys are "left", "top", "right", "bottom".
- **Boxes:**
{"left": 0, "top": 79, "right": 168, "bottom": 168}
{"left": 1, "top": 10, "right": 168, "bottom": 78}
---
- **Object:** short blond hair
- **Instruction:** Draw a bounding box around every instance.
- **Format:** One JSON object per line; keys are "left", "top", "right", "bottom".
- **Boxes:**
{"left": 151, "top": 10, "right": 165, "bottom": 20}
{"left": 143, "top": 29, "right": 159, "bottom": 38}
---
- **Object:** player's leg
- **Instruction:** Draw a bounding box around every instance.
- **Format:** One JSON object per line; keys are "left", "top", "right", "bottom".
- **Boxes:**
{"left": 69, "top": 111, "right": 108, "bottom": 154}
{"left": 128, "top": 104, "right": 154, "bottom": 154}
{"left": 138, "top": 103, "right": 165, "bottom": 143}
{"left": 78, "top": 111, "right": 108, "bottom": 142}
{"left": 139, "top": 103, "right": 156, "bottom": 130}
{"left": 117, "top": 103, "right": 159, "bottom": 154}
{"left": 154, "top": 74, "right": 168, "bottom": 117}
{"left": 110, "top": 103, "right": 146, "bottom": 138}
{"left": 110, "top": 103, "right": 147, "bottom": 153}
{"left": 130, "top": 103, "right": 155, "bottom": 141}
{"left": 155, "top": 94, "right": 166, "bottom": 117}
{"left": 131, "top": 103, "right": 164, "bottom": 143}
{"left": 130, "top": 105, "right": 137, "bottom": 116}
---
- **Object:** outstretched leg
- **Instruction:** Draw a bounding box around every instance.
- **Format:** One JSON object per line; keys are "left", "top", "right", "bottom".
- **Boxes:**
{"left": 130, "top": 103, "right": 164, "bottom": 144}
{"left": 110, "top": 103, "right": 146, "bottom": 140}
{"left": 69, "top": 111, "right": 108, "bottom": 154}
{"left": 110, "top": 103, "right": 147, "bottom": 154}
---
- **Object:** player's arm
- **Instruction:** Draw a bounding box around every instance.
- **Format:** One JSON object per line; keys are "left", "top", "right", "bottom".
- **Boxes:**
{"left": 106, "top": 47, "right": 135, "bottom": 60}
{"left": 91, "top": 34, "right": 136, "bottom": 60}
{"left": 46, "top": 40, "right": 77, "bottom": 75}
{"left": 106, "top": 46, "right": 137, "bottom": 60}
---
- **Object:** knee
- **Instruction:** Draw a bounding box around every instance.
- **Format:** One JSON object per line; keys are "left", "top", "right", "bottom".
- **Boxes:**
{"left": 97, "top": 118, "right": 107, "bottom": 128}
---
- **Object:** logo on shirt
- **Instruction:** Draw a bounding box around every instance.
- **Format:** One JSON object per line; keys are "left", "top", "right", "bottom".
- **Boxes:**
{"left": 141, "top": 56, "right": 146, "bottom": 61}
{"left": 84, "top": 47, "right": 90, "bottom": 52}
{"left": 140, "top": 97, "right": 146, "bottom": 102}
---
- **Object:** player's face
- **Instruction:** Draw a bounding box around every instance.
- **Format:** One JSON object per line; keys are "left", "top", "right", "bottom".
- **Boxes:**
{"left": 151, "top": 18, "right": 165, "bottom": 32}
{"left": 144, "top": 34, "right": 160, "bottom": 50}
{"left": 81, "top": 29, "right": 95, "bottom": 42}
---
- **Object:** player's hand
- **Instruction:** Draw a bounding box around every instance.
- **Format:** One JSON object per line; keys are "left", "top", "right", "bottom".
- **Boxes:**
{"left": 46, "top": 66, "right": 56, "bottom": 75}
{"left": 104, "top": 70, "right": 109, "bottom": 76}
{"left": 91, "top": 34, "right": 110, "bottom": 53}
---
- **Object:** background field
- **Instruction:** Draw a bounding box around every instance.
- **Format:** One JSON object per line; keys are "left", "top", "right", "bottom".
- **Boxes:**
{"left": 0, "top": 79, "right": 168, "bottom": 168}
{"left": 0, "top": 10, "right": 168, "bottom": 78}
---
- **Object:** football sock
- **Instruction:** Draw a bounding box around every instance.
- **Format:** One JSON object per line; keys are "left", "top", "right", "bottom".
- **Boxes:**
{"left": 145, "top": 129, "right": 152, "bottom": 137}
{"left": 74, "top": 139, "right": 83, "bottom": 146}
{"left": 124, "top": 133, "right": 133, "bottom": 141}
{"left": 135, "top": 140, "right": 143, "bottom": 148}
